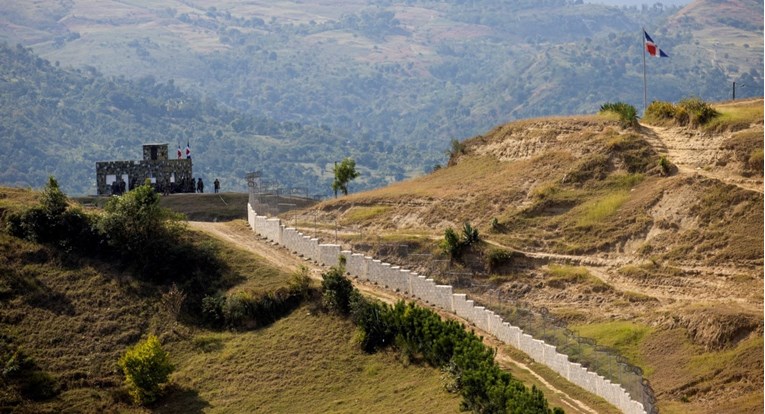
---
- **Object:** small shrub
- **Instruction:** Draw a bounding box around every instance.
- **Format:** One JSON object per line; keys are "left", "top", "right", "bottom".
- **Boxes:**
{"left": 321, "top": 266, "right": 354, "bottom": 315}
{"left": 658, "top": 155, "right": 671, "bottom": 176}
{"left": 486, "top": 249, "right": 516, "bottom": 273}
{"left": 678, "top": 97, "right": 719, "bottom": 126}
{"left": 288, "top": 265, "right": 312, "bottom": 299}
{"left": 461, "top": 222, "right": 479, "bottom": 245}
{"left": 160, "top": 283, "right": 186, "bottom": 322}
{"left": 490, "top": 217, "right": 501, "bottom": 232}
{"left": 222, "top": 291, "right": 252, "bottom": 327}
{"left": 201, "top": 294, "right": 226, "bottom": 326}
{"left": 118, "top": 335, "right": 173, "bottom": 405}
{"left": 40, "top": 176, "right": 68, "bottom": 218}
{"left": 440, "top": 227, "right": 462, "bottom": 258}
{"left": 644, "top": 100, "right": 677, "bottom": 122}
{"left": 600, "top": 102, "right": 638, "bottom": 127}
{"left": 445, "top": 139, "right": 465, "bottom": 166}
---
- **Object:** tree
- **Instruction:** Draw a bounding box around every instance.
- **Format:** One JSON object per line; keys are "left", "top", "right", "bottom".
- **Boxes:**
{"left": 40, "top": 176, "right": 67, "bottom": 219}
{"left": 118, "top": 335, "right": 174, "bottom": 405}
{"left": 332, "top": 157, "right": 360, "bottom": 197}
{"left": 97, "top": 180, "right": 183, "bottom": 278}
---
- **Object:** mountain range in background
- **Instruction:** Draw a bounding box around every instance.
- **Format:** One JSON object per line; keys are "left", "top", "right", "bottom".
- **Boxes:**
{"left": 0, "top": 0, "right": 762, "bottom": 195}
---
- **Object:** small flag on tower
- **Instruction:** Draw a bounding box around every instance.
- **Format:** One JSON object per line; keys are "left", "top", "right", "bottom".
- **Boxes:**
{"left": 177, "top": 145, "right": 182, "bottom": 159}
{"left": 644, "top": 30, "right": 669, "bottom": 58}
{"left": 185, "top": 141, "right": 191, "bottom": 159}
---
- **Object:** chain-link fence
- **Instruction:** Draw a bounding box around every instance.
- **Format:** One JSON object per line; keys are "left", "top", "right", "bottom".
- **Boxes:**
{"left": 468, "top": 287, "right": 657, "bottom": 414}
{"left": 246, "top": 182, "right": 657, "bottom": 413}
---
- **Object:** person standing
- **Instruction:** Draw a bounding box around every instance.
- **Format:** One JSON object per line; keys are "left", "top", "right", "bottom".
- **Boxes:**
{"left": 214, "top": 178, "right": 220, "bottom": 193}
{"left": 197, "top": 177, "right": 204, "bottom": 193}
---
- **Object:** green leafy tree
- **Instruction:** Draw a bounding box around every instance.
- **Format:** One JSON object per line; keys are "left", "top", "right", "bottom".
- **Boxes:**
{"left": 97, "top": 180, "right": 182, "bottom": 277}
{"left": 332, "top": 158, "right": 360, "bottom": 197}
{"left": 118, "top": 335, "right": 173, "bottom": 405}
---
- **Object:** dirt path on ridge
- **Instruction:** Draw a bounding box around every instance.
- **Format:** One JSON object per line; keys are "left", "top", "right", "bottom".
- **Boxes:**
{"left": 641, "top": 124, "right": 763, "bottom": 194}
{"left": 188, "top": 220, "right": 607, "bottom": 414}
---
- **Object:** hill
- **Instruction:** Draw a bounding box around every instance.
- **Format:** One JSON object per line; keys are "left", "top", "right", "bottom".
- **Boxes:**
{"left": 0, "top": 0, "right": 761, "bottom": 191}
{"left": 0, "top": 187, "right": 462, "bottom": 412}
{"left": 0, "top": 43, "right": 432, "bottom": 196}
{"left": 285, "top": 99, "right": 764, "bottom": 413}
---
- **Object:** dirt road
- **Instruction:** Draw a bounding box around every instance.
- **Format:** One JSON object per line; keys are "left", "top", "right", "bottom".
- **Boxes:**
{"left": 188, "top": 220, "right": 610, "bottom": 414}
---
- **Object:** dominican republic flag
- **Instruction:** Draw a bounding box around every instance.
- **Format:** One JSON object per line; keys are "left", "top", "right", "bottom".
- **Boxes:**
{"left": 644, "top": 30, "right": 669, "bottom": 58}
{"left": 177, "top": 145, "right": 182, "bottom": 159}
{"left": 185, "top": 141, "right": 191, "bottom": 159}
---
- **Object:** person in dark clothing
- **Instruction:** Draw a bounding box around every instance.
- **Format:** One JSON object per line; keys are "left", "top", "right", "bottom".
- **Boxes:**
{"left": 197, "top": 178, "right": 204, "bottom": 193}
{"left": 191, "top": 177, "right": 196, "bottom": 193}
{"left": 214, "top": 178, "right": 220, "bottom": 193}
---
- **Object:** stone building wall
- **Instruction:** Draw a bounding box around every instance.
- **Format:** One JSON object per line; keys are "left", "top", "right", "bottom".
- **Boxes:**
{"left": 95, "top": 159, "right": 193, "bottom": 195}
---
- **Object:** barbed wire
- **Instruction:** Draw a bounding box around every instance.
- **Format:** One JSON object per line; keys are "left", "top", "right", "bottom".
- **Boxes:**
{"left": 247, "top": 184, "right": 658, "bottom": 414}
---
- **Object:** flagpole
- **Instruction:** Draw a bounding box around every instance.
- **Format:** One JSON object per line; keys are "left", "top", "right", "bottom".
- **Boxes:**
{"left": 642, "top": 27, "right": 647, "bottom": 113}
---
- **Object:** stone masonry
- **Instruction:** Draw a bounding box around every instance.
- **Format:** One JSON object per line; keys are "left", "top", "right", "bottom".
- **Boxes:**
{"left": 96, "top": 144, "right": 193, "bottom": 195}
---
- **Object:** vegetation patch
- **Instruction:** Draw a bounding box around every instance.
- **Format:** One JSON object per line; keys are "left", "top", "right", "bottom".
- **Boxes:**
{"left": 570, "top": 321, "right": 653, "bottom": 374}
{"left": 575, "top": 191, "right": 629, "bottom": 227}
{"left": 545, "top": 265, "right": 610, "bottom": 292}
{"left": 643, "top": 98, "right": 719, "bottom": 127}
{"left": 599, "top": 102, "right": 638, "bottom": 128}
{"left": 342, "top": 205, "right": 390, "bottom": 224}
{"left": 322, "top": 269, "right": 563, "bottom": 413}
{"left": 704, "top": 102, "right": 764, "bottom": 133}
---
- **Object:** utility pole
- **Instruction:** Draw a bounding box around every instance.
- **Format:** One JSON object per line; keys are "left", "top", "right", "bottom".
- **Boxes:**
{"left": 733, "top": 81, "right": 736, "bottom": 100}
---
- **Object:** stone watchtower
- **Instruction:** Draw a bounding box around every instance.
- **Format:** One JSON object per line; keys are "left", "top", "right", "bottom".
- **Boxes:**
{"left": 95, "top": 143, "right": 193, "bottom": 195}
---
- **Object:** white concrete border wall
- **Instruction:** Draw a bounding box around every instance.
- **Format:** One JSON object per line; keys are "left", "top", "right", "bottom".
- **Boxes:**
{"left": 246, "top": 204, "right": 648, "bottom": 414}
{"left": 319, "top": 244, "right": 341, "bottom": 267}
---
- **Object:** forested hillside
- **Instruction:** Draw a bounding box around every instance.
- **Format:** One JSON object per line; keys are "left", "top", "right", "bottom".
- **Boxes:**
{"left": 0, "top": 0, "right": 761, "bottom": 195}
{"left": 0, "top": 44, "right": 433, "bottom": 195}
{"left": 1, "top": 0, "right": 761, "bottom": 160}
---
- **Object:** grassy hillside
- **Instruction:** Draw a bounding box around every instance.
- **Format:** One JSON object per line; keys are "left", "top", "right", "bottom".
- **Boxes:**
{"left": 0, "top": 187, "right": 460, "bottom": 413}
{"left": 76, "top": 192, "right": 253, "bottom": 222}
{"left": 286, "top": 100, "right": 764, "bottom": 413}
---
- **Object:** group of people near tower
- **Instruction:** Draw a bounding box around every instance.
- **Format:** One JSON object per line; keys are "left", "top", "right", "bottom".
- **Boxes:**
{"left": 188, "top": 178, "right": 221, "bottom": 193}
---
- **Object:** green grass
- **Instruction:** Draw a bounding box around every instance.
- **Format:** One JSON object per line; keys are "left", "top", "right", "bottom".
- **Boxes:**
{"left": 546, "top": 265, "right": 610, "bottom": 291}
{"left": 341, "top": 205, "right": 390, "bottom": 224}
{"left": 76, "top": 193, "right": 251, "bottom": 221}
{"left": 570, "top": 321, "right": 654, "bottom": 375}
{"left": 687, "top": 334, "right": 763, "bottom": 378}
{"left": 705, "top": 103, "right": 764, "bottom": 132}
{"left": 0, "top": 187, "right": 460, "bottom": 412}
{"left": 575, "top": 191, "right": 630, "bottom": 227}
{"left": 604, "top": 173, "right": 645, "bottom": 190}
{"left": 163, "top": 308, "right": 461, "bottom": 413}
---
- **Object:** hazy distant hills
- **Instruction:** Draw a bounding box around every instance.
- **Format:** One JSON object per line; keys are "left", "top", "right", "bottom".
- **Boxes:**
{"left": 0, "top": 0, "right": 762, "bottom": 194}
{"left": 0, "top": 44, "right": 429, "bottom": 195}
